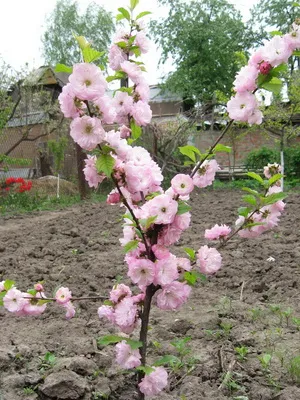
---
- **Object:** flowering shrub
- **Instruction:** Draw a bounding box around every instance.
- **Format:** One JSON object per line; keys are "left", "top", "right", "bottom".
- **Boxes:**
{"left": 0, "top": 2, "right": 297, "bottom": 398}
{"left": 1, "top": 177, "right": 33, "bottom": 194}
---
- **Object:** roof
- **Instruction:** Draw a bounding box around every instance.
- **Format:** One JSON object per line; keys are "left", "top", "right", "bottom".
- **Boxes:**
{"left": 23, "top": 66, "right": 69, "bottom": 88}
{"left": 6, "top": 112, "right": 48, "bottom": 128}
{"left": 149, "top": 85, "right": 182, "bottom": 103}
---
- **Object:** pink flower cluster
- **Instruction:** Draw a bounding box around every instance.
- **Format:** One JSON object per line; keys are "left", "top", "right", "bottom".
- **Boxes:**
{"left": 1, "top": 283, "right": 75, "bottom": 319}
{"left": 227, "top": 23, "right": 300, "bottom": 124}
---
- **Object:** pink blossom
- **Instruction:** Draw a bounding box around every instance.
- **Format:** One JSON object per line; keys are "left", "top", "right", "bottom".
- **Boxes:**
{"left": 58, "top": 83, "right": 84, "bottom": 118}
{"left": 171, "top": 174, "right": 194, "bottom": 196}
{"left": 107, "top": 189, "right": 121, "bottom": 205}
{"left": 63, "top": 301, "right": 76, "bottom": 320}
{"left": 259, "top": 62, "right": 272, "bottom": 75}
{"left": 197, "top": 245, "right": 222, "bottom": 275}
{"left": 112, "top": 91, "right": 134, "bottom": 123}
{"left": 119, "top": 224, "right": 135, "bottom": 246}
{"left": 119, "top": 125, "right": 131, "bottom": 138}
{"left": 142, "top": 194, "right": 178, "bottom": 225}
{"left": 284, "top": 23, "right": 300, "bottom": 51}
{"left": 34, "top": 283, "right": 44, "bottom": 292}
{"left": 138, "top": 367, "right": 168, "bottom": 397}
{"left": 70, "top": 116, "right": 105, "bottom": 151}
{"left": 127, "top": 259, "right": 155, "bottom": 288}
{"left": 121, "top": 61, "right": 143, "bottom": 84}
{"left": 192, "top": 160, "right": 219, "bottom": 188}
{"left": 227, "top": 92, "right": 258, "bottom": 122}
{"left": 0, "top": 281, "right": 5, "bottom": 292}
{"left": 132, "top": 292, "right": 145, "bottom": 304}
{"left": 115, "top": 341, "right": 141, "bottom": 369}
{"left": 135, "top": 31, "right": 151, "bottom": 54}
{"left": 158, "top": 224, "right": 182, "bottom": 246}
{"left": 248, "top": 109, "right": 263, "bottom": 125}
{"left": 154, "top": 256, "right": 179, "bottom": 286}
{"left": 55, "top": 287, "right": 72, "bottom": 305}
{"left": 21, "top": 293, "right": 47, "bottom": 316}
{"left": 134, "top": 81, "right": 150, "bottom": 102}
{"left": 176, "top": 257, "right": 192, "bottom": 272}
{"left": 264, "top": 163, "right": 282, "bottom": 178}
{"left": 94, "top": 95, "right": 117, "bottom": 124}
{"left": 106, "top": 130, "right": 131, "bottom": 160}
{"left": 109, "top": 44, "right": 127, "bottom": 70}
{"left": 131, "top": 100, "right": 152, "bottom": 126}
{"left": 83, "top": 155, "right": 106, "bottom": 189}
{"left": 3, "top": 288, "right": 25, "bottom": 313}
{"left": 110, "top": 284, "right": 132, "bottom": 304}
{"left": 205, "top": 224, "right": 231, "bottom": 240}
{"left": 173, "top": 212, "right": 191, "bottom": 231}
{"left": 156, "top": 281, "right": 191, "bottom": 310}
{"left": 261, "top": 35, "right": 292, "bottom": 67}
{"left": 98, "top": 305, "right": 116, "bottom": 324}
{"left": 233, "top": 65, "right": 258, "bottom": 93}
{"left": 114, "top": 297, "right": 137, "bottom": 331}
{"left": 152, "top": 245, "right": 171, "bottom": 260}
{"left": 235, "top": 215, "right": 264, "bottom": 238}
{"left": 248, "top": 48, "right": 264, "bottom": 68}
{"left": 69, "top": 63, "right": 107, "bottom": 101}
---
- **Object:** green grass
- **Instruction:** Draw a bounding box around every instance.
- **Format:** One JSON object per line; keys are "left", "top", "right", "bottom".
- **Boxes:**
{"left": 212, "top": 178, "right": 300, "bottom": 191}
{"left": 0, "top": 191, "right": 107, "bottom": 216}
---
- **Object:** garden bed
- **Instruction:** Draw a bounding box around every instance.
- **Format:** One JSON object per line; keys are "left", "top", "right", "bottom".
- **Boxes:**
{"left": 0, "top": 188, "right": 300, "bottom": 400}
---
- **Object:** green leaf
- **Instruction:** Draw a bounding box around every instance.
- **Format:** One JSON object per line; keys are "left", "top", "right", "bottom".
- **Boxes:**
{"left": 140, "top": 216, "right": 157, "bottom": 230}
{"left": 177, "top": 200, "right": 192, "bottom": 215}
{"left": 27, "top": 289, "right": 37, "bottom": 296}
{"left": 126, "top": 339, "right": 143, "bottom": 350}
{"left": 130, "top": 0, "right": 139, "bottom": 10}
{"left": 179, "top": 145, "right": 201, "bottom": 162}
{"left": 242, "top": 187, "right": 259, "bottom": 196}
{"left": 238, "top": 207, "right": 250, "bottom": 218}
{"left": 270, "top": 64, "right": 288, "bottom": 77}
{"left": 55, "top": 63, "right": 72, "bottom": 73}
{"left": 106, "top": 71, "right": 126, "bottom": 83}
{"left": 116, "top": 13, "right": 126, "bottom": 21}
{"left": 116, "top": 41, "right": 128, "bottom": 49}
{"left": 183, "top": 247, "right": 195, "bottom": 261}
{"left": 136, "top": 365, "right": 155, "bottom": 375}
{"left": 292, "top": 2, "right": 300, "bottom": 7}
{"left": 184, "top": 271, "right": 198, "bottom": 286}
{"left": 242, "top": 195, "right": 257, "bottom": 206}
{"left": 214, "top": 144, "right": 231, "bottom": 153}
{"left": 123, "top": 240, "right": 139, "bottom": 254}
{"left": 96, "top": 154, "right": 115, "bottom": 177}
{"left": 270, "top": 30, "right": 282, "bottom": 36}
{"left": 154, "top": 355, "right": 181, "bottom": 367}
{"left": 82, "top": 47, "right": 105, "bottom": 63}
{"left": 260, "top": 76, "right": 283, "bottom": 95}
{"left": 74, "top": 35, "right": 89, "bottom": 50}
{"left": 97, "top": 335, "right": 126, "bottom": 347}
{"left": 136, "top": 11, "right": 152, "bottom": 19}
{"left": 4, "top": 280, "right": 15, "bottom": 291}
{"left": 268, "top": 174, "right": 283, "bottom": 186}
{"left": 293, "top": 50, "right": 300, "bottom": 56}
{"left": 262, "top": 192, "right": 287, "bottom": 206}
{"left": 103, "top": 300, "right": 114, "bottom": 306}
{"left": 118, "top": 7, "right": 131, "bottom": 21}
{"left": 130, "top": 120, "right": 142, "bottom": 141}
{"left": 247, "top": 172, "right": 264, "bottom": 185}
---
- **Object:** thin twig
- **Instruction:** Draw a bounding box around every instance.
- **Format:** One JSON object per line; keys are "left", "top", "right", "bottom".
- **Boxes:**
{"left": 240, "top": 281, "right": 246, "bottom": 302}
{"left": 218, "top": 359, "right": 236, "bottom": 390}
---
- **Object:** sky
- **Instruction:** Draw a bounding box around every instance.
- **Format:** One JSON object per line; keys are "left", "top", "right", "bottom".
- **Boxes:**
{"left": 0, "top": 0, "right": 259, "bottom": 84}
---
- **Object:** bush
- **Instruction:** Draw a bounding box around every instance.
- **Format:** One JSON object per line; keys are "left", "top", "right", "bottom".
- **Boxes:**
{"left": 244, "top": 147, "right": 280, "bottom": 171}
{"left": 244, "top": 145, "right": 300, "bottom": 178}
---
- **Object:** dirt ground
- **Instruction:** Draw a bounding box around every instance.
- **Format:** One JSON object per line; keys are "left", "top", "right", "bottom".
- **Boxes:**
{"left": 0, "top": 188, "right": 300, "bottom": 400}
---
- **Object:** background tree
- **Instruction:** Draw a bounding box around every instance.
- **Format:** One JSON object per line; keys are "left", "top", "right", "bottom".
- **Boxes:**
{"left": 42, "top": 0, "right": 114, "bottom": 66}
{"left": 150, "top": 0, "right": 247, "bottom": 102}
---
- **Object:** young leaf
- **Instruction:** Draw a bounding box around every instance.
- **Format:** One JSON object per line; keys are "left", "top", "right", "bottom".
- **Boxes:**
{"left": 242, "top": 187, "right": 259, "bottom": 196}
{"left": 154, "top": 355, "right": 181, "bottom": 367}
{"left": 140, "top": 216, "right": 157, "bottom": 230}
{"left": 130, "top": 0, "right": 139, "bottom": 10}
{"left": 214, "top": 144, "right": 231, "bottom": 153}
{"left": 262, "top": 192, "right": 287, "bottom": 206}
{"left": 123, "top": 240, "right": 139, "bottom": 254}
{"left": 238, "top": 207, "right": 250, "bottom": 218}
{"left": 268, "top": 173, "right": 283, "bottom": 186}
{"left": 103, "top": 299, "right": 114, "bottom": 306}
{"left": 136, "top": 11, "right": 152, "bottom": 19}
{"left": 82, "top": 48, "right": 105, "bottom": 63}
{"left": 96, "top": 154, "right": 115, "bottom": 177}
{"left": 247, "top": 172, "right": 264, "bottom": 184}
{"left": 97, "top": 335, "right": 126, "bottom": 347}
{"left": 4, "top": 280, "right": 15, "bottom": 291}
{"left": 177, "top": 200, "right": 192, "bottom": 215}
{"left": 183, "top": 247, "right": 196, "bottom": 261}
{"left": 260, "top": 76, "right": 283, "bottom": 95}
{"left": 242, "top": 195, "right": 257, "bottom": 206}
{"left": 179, "top": 145, "right": 201, "bottom": 162}
{"left": 293, "top": 50, "right": 300, "bottom": 56}
{"left": 74, "top": 35, "right": 89, "bottom": 50}
{"left": 116, "top": 13, "right": 125, "bottom": 21}
{"left": 130, "top": 120, "right": 142, "bottom": 141}
{"left": 126, "top": 339, "right": 143, "bottom": 349}
{"left": 270, "top": 30, "right": 283, "bottom": 36}
{"left": 118, "top": 7, "right": 131, "bottom": 21}
{"left": 136, "top": 365, "right": 155, "bottom": 375}
{"left": 55, "top": 64, "right": 72, "bottom": 73}
{"left": 184, "top": 271, "right": 198, "bottom": 286}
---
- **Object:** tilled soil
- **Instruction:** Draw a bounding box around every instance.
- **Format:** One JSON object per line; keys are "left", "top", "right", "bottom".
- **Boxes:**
{"left": 0, "top": 189, "right": 300, "bottom": 400}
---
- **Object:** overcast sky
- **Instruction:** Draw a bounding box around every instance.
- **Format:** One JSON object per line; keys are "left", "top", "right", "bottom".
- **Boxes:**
{"left": 0, "top": 0, "right": 259, "bottom": 84}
